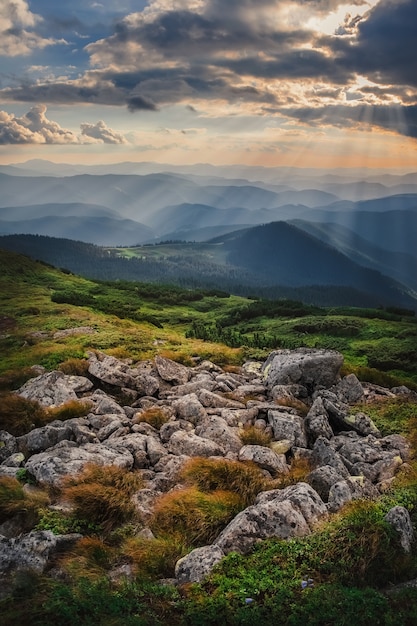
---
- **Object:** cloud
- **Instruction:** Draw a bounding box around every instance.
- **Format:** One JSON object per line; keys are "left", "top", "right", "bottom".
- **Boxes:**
{"left": 281, "top": 103, "right": 417, "bottom": 139}
{"left": 80, "top": 119, "right": 127, "bottom": 143}
{"left": 0, "top": 105, "right": 129, "bottom": 144}
{"left": 0, "top": 105, "right": 78, "bottom": 144}
{"left": 0, "top": 0, "right": 60, "bottom": 55}
{"left": 0, "top": 0, "right": 416, "bottom": 142}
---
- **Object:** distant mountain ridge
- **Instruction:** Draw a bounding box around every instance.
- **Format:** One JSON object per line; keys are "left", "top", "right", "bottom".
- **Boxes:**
{"left": 0, "top": 162, "right": 415, "bottom": 306}
{"left": 1, "top": 230, "right": 416, "bottom": 311}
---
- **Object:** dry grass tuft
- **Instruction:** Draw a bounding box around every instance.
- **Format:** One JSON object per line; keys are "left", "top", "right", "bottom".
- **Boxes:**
{"left": 150, "top": 486, "right": 241, "bottom": 547}
{"left": 274, "top": 396, "right": 310, "bottom": 417}
{"left": 61, "top": 464, "right": 143, "bottom": 533}
{"left": 58, "top": 358, "right": 90, "bottom": 377}
{"left": 134, "top": 406, "right": 171, "bottom": 430}
{"left": 45, "top": 399, "right": 93, "bottom": 422}
{"left": 274, "top": 456, "right": 312, "bottom": 489}
{"left": 179, "top": 457, "right": 271, "bottom": 508}
{"left": 239, "top": 424, "right": 272, "bottom": 447}
{"left": 0, "top": 393, "right": 48, "bottom": 435}
{"left": 122, "top": 535, "right": 188, "bottom": 579}
{"left": 0, "top": 476, "right": 49, "bottom": 527}
{"left": 60, "top": 536, "right": 115, "bottom": 580}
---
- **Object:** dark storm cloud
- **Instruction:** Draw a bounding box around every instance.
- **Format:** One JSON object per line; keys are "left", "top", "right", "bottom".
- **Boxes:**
{"left": 2, "top": 78, "right": 158, "bottom": 109}
{"left": 283, "top": 103, "right": 417, "bottom": 138}
{"left": 332, "top": 0, "right": 417, "bottom": 88}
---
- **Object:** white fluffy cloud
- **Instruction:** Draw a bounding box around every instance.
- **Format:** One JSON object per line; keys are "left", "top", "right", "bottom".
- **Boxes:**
{"left": 0, "top": 105, "right": 128, "bottom": 144}
{"left": 0, "top": 0, "right": 59, "bottom": 56}
{"left": 80, "top": 120, "right": 127, "bottom": 143}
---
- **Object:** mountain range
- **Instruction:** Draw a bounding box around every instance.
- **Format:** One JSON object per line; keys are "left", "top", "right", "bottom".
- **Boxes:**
{"left": 0, "top": 160, "right": 416, "bottom": 310}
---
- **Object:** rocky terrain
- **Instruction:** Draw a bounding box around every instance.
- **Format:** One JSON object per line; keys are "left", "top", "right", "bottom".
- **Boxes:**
{"left": 1, "top": 347, "right": 415, "bottom": 593}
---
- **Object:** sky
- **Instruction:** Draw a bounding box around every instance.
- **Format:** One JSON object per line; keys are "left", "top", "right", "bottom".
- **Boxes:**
{"left": 0, "top": 0, "right": 416, "bottom": 169}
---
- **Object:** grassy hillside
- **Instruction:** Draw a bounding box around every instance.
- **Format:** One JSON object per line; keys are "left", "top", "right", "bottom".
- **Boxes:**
{"left": 1, "top": 248, "right": 417, "bottom": 625}
{"left": 1, "top": 248, "right": 416, "bottom": 389}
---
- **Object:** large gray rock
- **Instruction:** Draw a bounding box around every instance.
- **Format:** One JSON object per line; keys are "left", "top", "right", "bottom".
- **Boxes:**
{"left": 24, "top": 440, "right": 134, "bottom": 485}
{"left": 168, "top": 430, "right": 225, "bottom": 457}
{"left": 327, "top": 476, "right": 379, "bottom": 512}
{"left": 304, "top": 397, "right": 334, "bottom": 444}
{"left": 331, "top": 374, "right": 364, "bottom": 404}
{"left": 306, "top": 465, "right": 346, "bottom": 501}
{"left": 0, "top": 431, "right": 17, "bottom": 463}
{"left": 17, "top": 422, "right": 74, "bottom": 455}
{"left": 268, "top": 410, "right": 307, "bottom": 448}
{"left": 385, "top": 506, "right": 414, "bottom": 553}
{"left": 88, "top": 352, "right": 136, "bottom": 388}
{"left": 175, "top": 545, "right": 225, "bottom": 583}
{"left": 262, "top": 349, "right": 343, "bottom": 391}
{"left": 155, "top": 355, "right": 190, "bottom": 385}
{"left": 0, "top": 530, "right": 80, "bottom": 578}
{"left": 198, "top": 389, "right": 245, "bottom": 409}
{"left": 238, "top": 445, "right": 288, "bottom": 476}
{"left": 17, "top": 371, "right": 92, "bottom": 407}
{"left": 215, "top": 499, "right": 310, "bottom": 555}
{"left": 215, "top": 483, "right": 326, "bottom": 555}
{"left": 195, "top": 416, "right": 242, "bottom": 454}
{"left": 172, "top": 393, "right": 207, "bottom": 425}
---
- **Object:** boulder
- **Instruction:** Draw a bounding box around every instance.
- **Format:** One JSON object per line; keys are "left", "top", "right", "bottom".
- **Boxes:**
{"left": 268, "top": 410, "right": 307, "bottom": 448}
{"left": 304, "top": 397, "right": 334, "bottom": 444}
{"left": 238, "top": 445, "right": 288, "bottom": 476}
{"left": 17, "top": 371, "right": 92, "bottom": 407}
{"left": 155, "top": 355, "right": 190, "bottom": 385}
{"left": 215, "top": 483, "right": 326, "bottom": 555}
{"left": 172, "top": 393, "right": 207, "bottom": 425}
{"left": 306, "top": 465, "right": 346, "bottom": 501}
{"left": 0, "top": 530, "right": 80, "bottom": 578}
{"left": 195, "top": 416, "right": 242, "bottom": 454}
{"left": 327, "top": 476, "right": 379, "bottom": 512}
{"left": 331, "top": 374, "right": 364, "bottom": 404}
{"left": 0, "top": 431, "right": 17, "bottom": 463}
{"left": 175, "top": 545, "right": 225, "bottom": 584}
{"left": 24, "top": 440, "right": 134, "bottom": 485}
{"left": 215, "top": 499, "right": 310, "bottom": 555}
{"left": 17, "top": 422, "right": 74, "bottom": 455}
{"left": 262, "top": 348, "right": 343, "bottom": 391}
{"left": 385, "top": 506, "right": 414, "bottom": 553}
{"left": 168, "top": 430, "right": 225, "bottom": 458}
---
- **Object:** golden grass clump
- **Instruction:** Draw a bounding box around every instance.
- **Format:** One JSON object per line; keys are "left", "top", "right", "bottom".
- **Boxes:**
{"left": 60, "top": 464, "right": 144, "bottom": 533}
{"left": 59, "top": 536, "right": 116, "bottom": 580}
{"left": 274, "top": 456, "right": 312, "bottom": 489}
{"left": 150, "top": 486, "right": 241, "bottom": 547}
{"left": 134, "top": 406, "right": 171, "bottom": 430}
{"left": 45, "top": 399, "right": 93, "bottom": 422}
{"left": 0, "top": 476, "right": 49, "bottom": 527}
{"left": 58, "top": 358, "right": 90, "bottom": 377}
{"left": 122, "top": 535, "right": 189, "bottom": 579}
{"left": 0, "top": 393, "right": 47, "bottom": 436}
{"left": 179, "top": 457, "right": 271, "bottom": 508}
{"left": 274, "top": 396, "right": 310, "bottom": 417}
{"left": 239, "top": 424, "right": 272, "bottom": 447}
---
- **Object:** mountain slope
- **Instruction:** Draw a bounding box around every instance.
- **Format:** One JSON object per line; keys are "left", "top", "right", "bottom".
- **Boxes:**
{"left": 291, "top": 219, "right": 417, "bottom": 292}
{"left": 0, "top": 215, "right": 155, "bottom": 246}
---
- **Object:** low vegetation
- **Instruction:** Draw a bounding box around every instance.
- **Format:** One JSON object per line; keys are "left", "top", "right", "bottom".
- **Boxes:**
{"left": 1, "top": 248, "right": 417, "bottom": 624}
